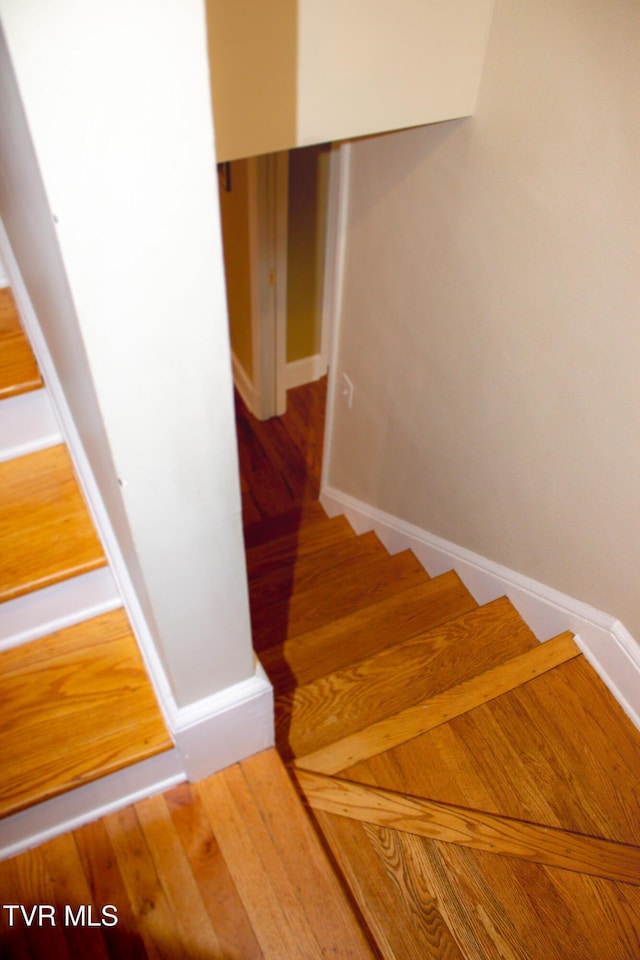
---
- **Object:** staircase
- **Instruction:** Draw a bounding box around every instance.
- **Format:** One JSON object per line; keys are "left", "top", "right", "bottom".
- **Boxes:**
{"left": 246, "top": 494, "right": 640, "bottom": 957}
{"left": 0, "top": 287, "right": 172, "bottom": 824}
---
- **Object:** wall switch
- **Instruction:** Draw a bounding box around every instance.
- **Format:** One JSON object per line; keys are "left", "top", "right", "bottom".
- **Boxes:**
{"left": 341, "top": 373, "right": 354, "bottom": 409}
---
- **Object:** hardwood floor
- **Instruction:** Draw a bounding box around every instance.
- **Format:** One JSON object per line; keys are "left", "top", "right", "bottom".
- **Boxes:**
{"left": 0, "top": 749, "right": 375, "bottom": 960}
{"left": 3, "top": 373, "right": 640, "bottom": 958}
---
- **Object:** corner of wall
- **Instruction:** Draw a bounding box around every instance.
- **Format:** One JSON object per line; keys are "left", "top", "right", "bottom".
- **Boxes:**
{"left": 171, "top": 661, "right": 274, "bottom": 781}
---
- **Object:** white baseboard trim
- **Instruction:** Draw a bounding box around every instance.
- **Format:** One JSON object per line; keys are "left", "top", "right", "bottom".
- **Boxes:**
{"left": 0, "top": 568, "right": 121, "bottom": 653}
{"left": 231, "top": 352, "right": 260, "bottom": 417}
{"left": 0, "top": 664, "right": 273, "bottom": 859}
{"left": 0, "top": 388, "right": 61, "bottom": 462}
{"left": 284, "top": 353, "right": 327, "bottom": 391}
{"left": 173, "top": 661, "right": 274, "bottom": 781}
{"left": 321, "top": 484, "right": 640, "bottom": 732}
{"left": 0, "top": 749, "right": 185, "bottom": 862}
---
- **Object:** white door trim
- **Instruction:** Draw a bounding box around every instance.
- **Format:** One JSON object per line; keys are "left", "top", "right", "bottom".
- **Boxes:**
{"left": 320, "top": 142, "right": 352, "bottom": 493}
{"left": 246, "top": 143, "right": 349, "bottom": 421}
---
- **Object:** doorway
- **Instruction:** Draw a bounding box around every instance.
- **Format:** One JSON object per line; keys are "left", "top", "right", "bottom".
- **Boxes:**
{"left": 217, "top": 142, "right": 349, "bottom": 426}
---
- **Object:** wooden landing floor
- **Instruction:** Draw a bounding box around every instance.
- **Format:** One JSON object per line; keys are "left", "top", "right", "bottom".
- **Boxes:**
{"left": 294, "top": 646, "right": 640, "bottom": 959}
{"left": 0, "top": 749, "right": 374, "bottom": 960}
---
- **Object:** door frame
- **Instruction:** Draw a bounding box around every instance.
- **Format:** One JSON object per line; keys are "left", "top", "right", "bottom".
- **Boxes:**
{"left": 248, "top": 142, "right": 349, "bottom": 421}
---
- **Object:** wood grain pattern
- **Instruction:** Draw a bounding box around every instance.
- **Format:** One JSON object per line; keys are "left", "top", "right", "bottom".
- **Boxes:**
{"left": 164, "top": 781, "right": 265, "bottom": 960}
{"left": 232, "top": 749, "right": 377, "bottom": 958}
{"left": 246, "top": 513, "right": 355, "bottom": 582}
{"left": 362, "top": 823, "right": 467, "bottom": 960}
{"left": 73, "top": 817, "right": 152, "bottom": 959}
{"left": 368, "top": 655, "right": 640, "bottom": 846}
{"left": 235, "top": 377, "right": 326, "bottom": 519}
{"left": 295, "top": 631, "right": 579, "bottom": 774}
{"left": 0, "top": 609, "right": 172, "bottom": 817}
{"left": 409, "top": 837, "right": 640, "bottom": 960}
{"left": 277, "top": 597, "right": 540, "bottom": 760}
{"left": 260, "top": 571, "right": 477, "bottom": 694}
{"left": 314, "top": 807, "right": 464, "bottom": 960}
{"left": 295, "top": 770, "right": 640, "bottom": 886}
{"left": 104, "top": 803, "right": 198, "bottom": 959}
{"left": 243, "top": 500, "right": 328, "bottom": 549}
{"left": 0, "top": 287, "right": 42, "bottom": 399}
{"left": 197, "top": 750, "right": 376, "bottom": 959}
{"left": 0, "top": 444, "right": 106, "bottom": 602}
{"left": 133, "top": 793, "right": 226, "bottom": 956}
{"left": 249, "top": 529, "right": 387, "bottom": 614}
{"left": 253, "top": 548, "right": 427, "bottom": 651}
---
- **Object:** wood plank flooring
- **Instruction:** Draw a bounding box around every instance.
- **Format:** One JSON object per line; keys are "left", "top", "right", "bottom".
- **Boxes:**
{"left": 0, "top": 749, "right": 376, "bottom": 960}
{"left": 3, "top": 375, "right": 640, "bottom": 959}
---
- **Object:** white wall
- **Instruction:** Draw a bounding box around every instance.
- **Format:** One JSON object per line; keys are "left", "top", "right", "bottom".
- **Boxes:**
{"left": 327, "top": 0, "right": 640, "bottom": 637}
{"left": 0, "top": 0, "right": 254, "bottom": 707}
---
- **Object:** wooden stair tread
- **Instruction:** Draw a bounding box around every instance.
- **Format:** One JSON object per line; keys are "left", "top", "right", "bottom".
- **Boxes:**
{"left": 0, "top": 443, "right": 107, "bottom": 602}
{"left": 303, "top": 649, "right": 640, "bottom": 959}
{"left": 249, "top": 529, "right": 388, "bottom": 618}
{"left": 276, "top": 596, "right": 539, "bottom": 760}
{"left": 243, "top": 500, "right": 329, "bottom": 549}
{"left": 246, "top": 513, "right": 355, "bottom": 582}
{"left": 260, "top": 570, "right": 478, "bottom": 694}
{"left": 369, "top": 653, "right": 640, "bottom": 846}
{"left": 253, "top": 548, "right": 427, "bottom": 652}
{"left": 296, "top": 632, "right": 580, "bottom": 776}
{"left": 0, "top": 608, "right": 172, "bottom": 818}
{"left": 0, "top": 288, "right": 43, "bottom": 399}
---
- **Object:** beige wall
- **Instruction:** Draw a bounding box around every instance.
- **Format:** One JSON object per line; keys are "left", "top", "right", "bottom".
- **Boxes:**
{"left": 206, "top": 0, "right": 297, "bottom": 162}
{"left": 327, "top": 0, "right": 640, "bottom": 636}
{"left": 219, "top": 159, "right": 254, "bottom": 378}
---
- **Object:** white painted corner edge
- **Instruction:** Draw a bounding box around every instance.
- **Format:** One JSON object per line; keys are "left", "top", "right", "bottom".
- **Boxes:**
{"left": 172, "top": 661, "right": 274, "bottom": 781}
{"left": 320, "top": 484, "right": 640, "bottom": 733}
{"left": 0, "top": 749, "right": 185, "bottom": 862}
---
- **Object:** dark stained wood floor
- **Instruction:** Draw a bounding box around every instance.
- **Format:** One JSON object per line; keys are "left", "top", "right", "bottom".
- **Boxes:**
{"left": 235, "top": 377, "right": 327, "bottom": 524}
